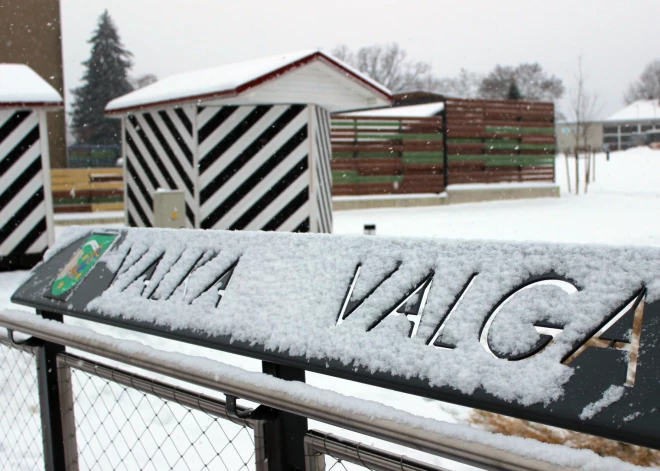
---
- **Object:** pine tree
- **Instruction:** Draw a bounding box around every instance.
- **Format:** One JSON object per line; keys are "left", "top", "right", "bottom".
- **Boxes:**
{"left": 507, "top": 80, "right": 523, "bottom": 100}
{"left": 71, "top": 10, "right": 133, "bottom": 146}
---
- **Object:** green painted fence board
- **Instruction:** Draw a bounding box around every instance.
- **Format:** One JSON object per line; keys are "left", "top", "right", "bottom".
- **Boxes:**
{"left": 485, "top": 126, "right": 555, "bottom": 135}
{"left": 354, "top": 133, "right": 444, "bottom": 141}
{"left": 448, "top": 138, "right": 483, "bottom": 144}
{"left": 53, "top": 196, "right": 124, "bottom": 205}
{"left": 332, "top": 121, "right": 402, "bottom": 128}
{"left": 357, "top": 175, "right": 404, "bottom": 184}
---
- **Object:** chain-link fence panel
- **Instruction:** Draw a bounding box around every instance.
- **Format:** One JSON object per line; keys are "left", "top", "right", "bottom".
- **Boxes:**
{"left": 66, "top": 356, "right": 259, "bottom": 471}
{"left": 0, "top": 340, "right": 43, "bottom": 471}
{"left": 305, "top": 431, "right": 453, "bottom": 471}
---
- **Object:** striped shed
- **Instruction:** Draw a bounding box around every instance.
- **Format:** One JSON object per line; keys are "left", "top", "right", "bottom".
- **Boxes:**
{"left": 106, "top": 50, "right": 391, "bottom": 233}
{"left": 0, "top": 64, "right": 62, "bottom": 270}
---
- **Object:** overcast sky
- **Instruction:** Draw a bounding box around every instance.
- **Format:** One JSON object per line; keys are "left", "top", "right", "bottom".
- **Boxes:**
{"left": 61, "top": 0, "right": 659, "bottom": 118}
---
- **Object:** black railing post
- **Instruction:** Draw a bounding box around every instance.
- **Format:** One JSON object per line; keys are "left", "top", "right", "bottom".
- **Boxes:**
{"left": 441, "top": 101, "right": 449, "bottom": 190}
{"left": 36, "top": 310, "right": 67, "bottom": 471}
{"left": 261, "top": 362, "right": 308, "bottom": 471}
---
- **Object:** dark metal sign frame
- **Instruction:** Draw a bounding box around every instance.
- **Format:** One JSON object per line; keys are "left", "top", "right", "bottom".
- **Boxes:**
{"left": 12, "top": 230, "right": 660, "bottom": 450}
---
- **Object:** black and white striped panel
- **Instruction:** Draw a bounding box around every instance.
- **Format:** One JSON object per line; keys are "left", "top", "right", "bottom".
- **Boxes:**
{"left": 0, "top": 109, "right": 48, "bottom": 259}
{"left": 312, "top": 106, "right": 333, "bottom": 233}
{"left": 197, "top": 104, "right": 311, "bottom": 232}
{"left": 124, "top": 107, "right": 196, "bottom": 228}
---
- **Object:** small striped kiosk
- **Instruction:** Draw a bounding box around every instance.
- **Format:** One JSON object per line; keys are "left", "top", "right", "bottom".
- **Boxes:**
{"left": 106, "top": 50, "right": 391, "bottom": 234}
{"left": 0, "top": 64, "right": 62, "bottom": 270}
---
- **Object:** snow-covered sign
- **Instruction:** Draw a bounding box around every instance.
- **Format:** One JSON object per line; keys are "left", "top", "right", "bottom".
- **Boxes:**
{"left": 12, "top": 227, "right": 660, "bottom": 449}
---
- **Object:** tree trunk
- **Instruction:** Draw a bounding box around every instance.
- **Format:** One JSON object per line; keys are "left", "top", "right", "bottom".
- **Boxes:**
{"left": 565, "top": 153, "right": 572, "bottom": 194}
{"left": 574, "top": 150, "right": 579, "bottom": 195}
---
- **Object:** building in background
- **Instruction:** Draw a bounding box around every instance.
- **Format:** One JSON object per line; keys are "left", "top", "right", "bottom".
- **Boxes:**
{"left": 105, "top": 50, "right": 390, "bottom": 233}
{"left": 0, "top": 64, "right": 62, "bottom": 269}
{"left": 602, "top": 99, "right": 660, "bottom": 150}
{"left": 0, "top": 0, "right": 67, "bottom": 169}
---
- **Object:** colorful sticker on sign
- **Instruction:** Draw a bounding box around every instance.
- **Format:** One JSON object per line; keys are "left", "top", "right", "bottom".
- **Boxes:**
{"left": 51, "top": 233, "right": 117, "bottom": 298}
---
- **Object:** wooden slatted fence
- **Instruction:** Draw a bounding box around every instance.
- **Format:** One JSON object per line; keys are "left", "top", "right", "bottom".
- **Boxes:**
{"left": 331, "top": 116, "right": 445, "bottom": 195}
{"left": 51, "top": 168, "right": 124, "bottom": 213}
{"left": 330, "top": 99, "right": 556, "bottom": 196}
{"left": 49, "top": 99, "right": 555, "bottom": 215}
{"left": 445, "top": 98, "right": 555, "bottom": 185}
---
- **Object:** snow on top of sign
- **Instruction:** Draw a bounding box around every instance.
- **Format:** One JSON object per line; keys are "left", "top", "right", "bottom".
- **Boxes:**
{"left": 0, "top": 309, "right": 648, "bottom": 471}
{"left": 0, "top": 64, "right": 63, "bottom": 106}
{"left": 43, "top": 226, "right": 92, "bottom": 262}
{"left": 341, "top": 101, "right": 444, "bottom": 118}
{"left": 105, "top": 50, "right": 390, "bottom": 112}
{"left": 605, "top": 99, "right": 660, "bottom": 122}
{"left": 65, "top": 227, "right": 660, "bottom": 406}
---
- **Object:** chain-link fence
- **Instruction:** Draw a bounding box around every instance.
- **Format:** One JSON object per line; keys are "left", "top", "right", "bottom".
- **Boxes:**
{"left": 0, "top": 336, "right": 454, "bottom": 471}
{"left": 60, "top": 354, "right": 261, "bottom": 471}
{"left": 304, "top": 431, "right": 452, "bottom": 471}
{"left": 0, "top": 339, "right": 43, "bottom": 471}
{"left": 0, "top": 332, "right": 522, "bottom": 471}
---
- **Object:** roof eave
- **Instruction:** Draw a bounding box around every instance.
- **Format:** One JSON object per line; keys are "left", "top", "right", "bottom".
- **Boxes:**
{"left": 0, "top": 101, "right": 63, "bottom": 111}
{"left": 105, "top": 89, "right": 240, "bottom": 117}
{"left": 105, "top": 51, "right": 392, "bottom": 116}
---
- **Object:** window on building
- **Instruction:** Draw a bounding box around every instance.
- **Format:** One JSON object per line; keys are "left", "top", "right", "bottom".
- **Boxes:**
{"left": 603, "top": 126, "right": 618, "bottom": 134}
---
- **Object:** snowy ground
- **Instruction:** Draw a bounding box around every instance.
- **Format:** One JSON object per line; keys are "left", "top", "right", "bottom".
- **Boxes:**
{"left": 335, "top": 148, "right": 660, "bottom": 247}
{"left": 1, "top": 147, "right": 659, "bottom": 470}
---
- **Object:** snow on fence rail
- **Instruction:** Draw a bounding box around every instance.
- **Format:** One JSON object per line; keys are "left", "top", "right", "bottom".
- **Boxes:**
{"left": 2, "top": 226, "right": 660, "bottom": 470}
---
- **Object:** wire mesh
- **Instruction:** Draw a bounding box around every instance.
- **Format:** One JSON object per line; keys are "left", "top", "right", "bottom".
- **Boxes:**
{"left": 69, "top": 365, "right": 257, "bottom": 471}
{"left": 305, "top": 431, "right": 453, "bottom": 471}
{"left": 0, "top": 342, "right": 43, "bottom": 471}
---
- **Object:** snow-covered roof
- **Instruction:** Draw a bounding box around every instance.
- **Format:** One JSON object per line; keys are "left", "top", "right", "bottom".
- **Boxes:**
{"left": 341, "top": 101, "right": 444, "bottom": 118}
{"left": 106, "top": 50, "right": 392, "bottom": 114}
{"left": 605, "top": 99, "right": 660, "bottom": 122}
{"left": 0, "top": 64, "right": 63, "bottom": 109}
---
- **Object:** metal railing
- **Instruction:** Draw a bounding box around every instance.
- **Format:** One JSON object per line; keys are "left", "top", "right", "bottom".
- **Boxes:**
{"left": 0, "top": 310, "right": 574, "bottom": 471}
{"left": 1, "top": 335, "right": 264, "bottom": 471}
{"left": 304, "top": 431, "right": 452, "bottom": 471}
{"left": 62, "top": 353, "right": 263, "bottom": 471}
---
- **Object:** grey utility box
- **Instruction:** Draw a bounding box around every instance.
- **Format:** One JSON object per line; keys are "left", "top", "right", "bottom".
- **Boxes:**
{"left": 153, "top": 190, "right": 186, "bottom": 228}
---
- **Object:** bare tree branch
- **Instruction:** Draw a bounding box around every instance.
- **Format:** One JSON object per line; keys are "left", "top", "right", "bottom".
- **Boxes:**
{"left": 624, "top": 59, "right": 660, "bottom": 104}
{"left": 568, "top": 56, "right": 601, "bottom": 152}
{"left": 332, "top": 42, "right": 437, "bottom": 92}
{"left": 479, "top": 63, "right": 564, "bottom": 101}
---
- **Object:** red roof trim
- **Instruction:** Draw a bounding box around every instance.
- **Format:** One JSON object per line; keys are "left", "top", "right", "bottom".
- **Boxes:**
{"left": 105, "top": 52, "right": 391, "bottom": 116}
{"left": 0, "top": 101, "right": 63, "bottom": 110}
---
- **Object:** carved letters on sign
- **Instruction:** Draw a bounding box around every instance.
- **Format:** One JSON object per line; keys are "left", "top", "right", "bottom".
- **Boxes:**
{"left": 563, "top": 289, "right": 646, "bottom": 387}
{"left": 110, "top": 253, "right": 646, "bottom": 388}
{"left": 114, "top": 248, "right": 239, "bottom": 307}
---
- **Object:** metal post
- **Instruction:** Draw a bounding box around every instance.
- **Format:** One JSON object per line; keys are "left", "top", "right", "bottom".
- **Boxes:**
{"left": 441, "top": 102, "right": 448, "bottom": 190}
{"left": 262, "top": 361, "right": 308, "bottom": 471}
{"left": 303, "top": 435, "right": 326, "bottom": 471}
{"left": 254, "top": 420, "right": 269, "bottom": 471}
{"left": 56, "top": 358, "right": 79, "bottom": 470}
{"left": 36, "top": 310, "right": 68, "bottom": 471}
